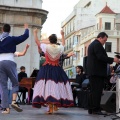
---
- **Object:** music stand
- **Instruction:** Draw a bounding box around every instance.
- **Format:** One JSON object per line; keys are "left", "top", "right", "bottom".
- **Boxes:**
{"left": 30, "top": 69, "right": 39, "bottom": 77}
{"left": 104, "top": 77, "right": 120, "bottom": 119}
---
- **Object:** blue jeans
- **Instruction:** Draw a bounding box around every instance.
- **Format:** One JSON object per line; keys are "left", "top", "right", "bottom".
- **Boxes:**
{"left": 0, "top": 60, "right": 19, "bottom": 108}
{"left": 8, "top": 90, "right": 12, "bottom": 104}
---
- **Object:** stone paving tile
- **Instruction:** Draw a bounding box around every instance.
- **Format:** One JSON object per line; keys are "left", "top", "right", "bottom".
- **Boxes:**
{"left": 0, "top": 106, "right": 116, "bottom": 120}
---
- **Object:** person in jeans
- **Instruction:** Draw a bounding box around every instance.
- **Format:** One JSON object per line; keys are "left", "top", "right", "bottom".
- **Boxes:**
{"left": 7, "top": 44, "right": 30, "bottom": 105}
{"left": 0, "top": 23, "right": 29, "bottom": 114}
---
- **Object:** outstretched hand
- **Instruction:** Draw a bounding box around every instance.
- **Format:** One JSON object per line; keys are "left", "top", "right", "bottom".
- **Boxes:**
{"left": 68, "top": 51, "right": 75, "bottom": 57}
{"left": 60, "top": 30, "right": 64, "bottom": 36}
{"left": 24, "top": 24, "right": 28, "bottom": 29}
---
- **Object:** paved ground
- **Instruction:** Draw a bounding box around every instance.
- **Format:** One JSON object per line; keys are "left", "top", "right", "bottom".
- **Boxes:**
{"left": 0, "top": 105, "right": 118, "bottom": 120}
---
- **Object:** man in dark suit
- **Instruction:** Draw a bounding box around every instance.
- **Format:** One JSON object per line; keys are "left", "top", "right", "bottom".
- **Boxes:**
{"left": 87, "top": 32, "right": 119, "bottom": 114}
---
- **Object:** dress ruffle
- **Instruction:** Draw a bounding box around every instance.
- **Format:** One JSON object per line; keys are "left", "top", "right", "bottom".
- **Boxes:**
{"left": 32, "top": 64, "right": 74, "bottom": 108}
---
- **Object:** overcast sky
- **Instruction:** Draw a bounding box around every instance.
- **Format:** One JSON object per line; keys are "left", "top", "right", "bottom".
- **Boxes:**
{"left": 42, "top": 0, "right": 80, "bottom": 37}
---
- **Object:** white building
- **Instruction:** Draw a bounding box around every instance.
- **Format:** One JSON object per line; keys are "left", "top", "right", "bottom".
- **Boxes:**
{"left": 0, "top": 0, "right": 48, "bottom": 76}
{"left": 74, "top": 4, "right": 120, "bottom": 73}
{"left": 61, "top": 0, "right": 120, "bottom": 78}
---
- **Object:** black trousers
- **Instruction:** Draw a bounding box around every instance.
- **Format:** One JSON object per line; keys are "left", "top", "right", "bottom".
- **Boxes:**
{"left": 19, "top": 86, "right": 33, "bottom": 102}
{"left": 71, "top": 85, "right": 78, "bottom": 105}
{"left": 88, "top": 76, "right": 105, "bottom": 112}
{"left": 19, "top": 86, "right": 28, "bottom": 102}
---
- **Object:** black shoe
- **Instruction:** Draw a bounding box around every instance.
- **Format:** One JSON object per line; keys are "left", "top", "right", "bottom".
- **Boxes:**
{"left": 21, "top": 101, "right": 26, "bottom": 105}
{"left": 92, "top": 111, "right": 105, "bottom": 115}
{"left": 88, "top": 109, "right": 93, "bottom": 114}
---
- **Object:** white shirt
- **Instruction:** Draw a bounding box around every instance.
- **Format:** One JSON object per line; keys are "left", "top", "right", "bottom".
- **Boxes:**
{"left": 0, "top": 52, "right": 20, "bottom": 62}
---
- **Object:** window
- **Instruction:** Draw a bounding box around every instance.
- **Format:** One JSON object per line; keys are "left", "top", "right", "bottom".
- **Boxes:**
{"left": 70, "top": 56, "right": 73, "bottom": 64}
{"left": 76, "top": 51, "right": 80, "bottom": 60}
{"left": 116, "top": 23, "right": 120, "bottom": 30}
{"left": 77, "top": 35, "right": 80, "bottom": 44}
{"left": 69, "top": 38, "right": 71, "bottom": 48}
{"left": 70, "top": 22, "right": 71, "bottom": 32}
{"left": 67, "top": 40, "right": 68, "bottom": 50}
{"left": 97, "top": 23, "right": 99, "bottom": 30}
{"left": 68, "top": 58, "right": 70, "bottom": 65}
{"left": 65, "top": 59, "right": 67, "bottom": 66}
{"left": 105, "top": 42, "right": 112, "bottom": 52}
{"left": 67, "top": 24, "right": 70, "bottom": 34}
{"left": 68, "top": 69, "right": 73, "bottom": 78}
{"left": 73, "top": 20, "right": 75, "bottom": 30}
{"left": 65, "top": 27, "right": 67, "bottom": 35}
{"left": 81, "top": 48, "right": 83, "bottom": 57}
{"left": 105, "top": 22, "right": 111, "bottom": 30}
{"left": 73, "top": 36, "right": 78, "bottom": 45}
{"left": 84, "top": 47, "right": 87, "bottom": 56}
{"left": 84, "top": 1, "right": 91, "bottom": 8}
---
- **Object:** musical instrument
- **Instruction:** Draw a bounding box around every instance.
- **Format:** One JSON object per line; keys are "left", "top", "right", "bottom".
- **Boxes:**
{"left": 19, "top": 77, "right": 35, "bottom": 104}
{"left": 69, "top": 78, "right": 76, "bottom": 82}
{"left": 19, "top": 69, "right": 39, "bottom": 104}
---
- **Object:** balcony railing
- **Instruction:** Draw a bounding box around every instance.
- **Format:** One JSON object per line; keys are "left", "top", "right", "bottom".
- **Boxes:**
{"left": 80, "top": 30, "right": 120, "bottom": 44}
{"left": 73, "top": 59, "right": 80, "bottom": 67}
{"left": 94, "top": 30, "right": 120, "bottom": 37}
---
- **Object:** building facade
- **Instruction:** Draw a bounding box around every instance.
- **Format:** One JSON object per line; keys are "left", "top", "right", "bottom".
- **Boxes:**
{"left": 61, "top": 0, "right": 120, "bottom": 78}
{"left": 73, "top": 4, "right": 120, "bottom": 68}
{"left": 0, "top": 0, "right": 48, "bottom": 76}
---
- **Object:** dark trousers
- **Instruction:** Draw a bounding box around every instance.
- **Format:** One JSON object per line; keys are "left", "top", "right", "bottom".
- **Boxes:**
{"left": 72, "top": 90, "right": 77, "bottom": 105}
{"left": 89, "top": 76, "right": 105, "bottom": 112}
{"left": 71, "top": 85, "right": 77, "bottom": 105}
{"left": 77, "top": 90, "right": 89, "bottom": 108}
{"left": 19, "top": 86, "right": 28, "bottom": 102}
{"left": 19, "top": 87, "right": 33, "bottom": 103}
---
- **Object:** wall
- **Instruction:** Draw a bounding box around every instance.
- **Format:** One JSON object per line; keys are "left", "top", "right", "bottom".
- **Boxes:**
{"left": 0, "top": 0, "right": 42, "bottom": 9}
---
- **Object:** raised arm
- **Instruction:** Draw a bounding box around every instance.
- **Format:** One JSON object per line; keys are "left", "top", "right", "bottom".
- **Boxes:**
{"left": 38, "top": 45, "right": 42, "bottom": 54}
{"left": 13, "top": 24, "right": 29, "bottom": 45}
{"left": 33, "top": 28, "right": 40, "bottom": 46}
{"left": 61, "top": 30, "right": 65, "bottom": 46}
{"left": 17, "top": 44, "right": 30, "bottom": 57}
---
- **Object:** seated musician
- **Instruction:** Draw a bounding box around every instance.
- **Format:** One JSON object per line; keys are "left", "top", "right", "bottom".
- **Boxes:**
{"left": 18, "top": 66, "right": 33, "bottom": 104}
{"left": 18, "top": 66, "right": 28, "bottom": 104}
{"left": 71, "top": 66, "right": 86, "bottom": 106}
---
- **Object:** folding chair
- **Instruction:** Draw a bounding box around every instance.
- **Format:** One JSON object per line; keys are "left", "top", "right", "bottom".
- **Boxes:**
{"left": 17, "top": 92, "right": 23, "bottom": 103}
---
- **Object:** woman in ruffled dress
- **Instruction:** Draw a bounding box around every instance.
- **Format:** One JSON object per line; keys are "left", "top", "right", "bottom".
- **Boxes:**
{"left": 32, "top": 28, "right": 74, "bottom": 114}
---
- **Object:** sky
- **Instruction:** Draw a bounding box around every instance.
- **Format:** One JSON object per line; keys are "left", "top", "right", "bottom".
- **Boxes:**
{"left": 42, "top": 0, "right": 80, "bottom": 37}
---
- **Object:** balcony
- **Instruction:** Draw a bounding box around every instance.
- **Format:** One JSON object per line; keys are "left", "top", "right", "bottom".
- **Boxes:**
{"left": 64, "top": 30, "right": 75, "bottom": 39}
{"left": 80, "top": 31, "right": 94, "bottom": 44}
{"left": 63, "top": 64, "right": 73, "bottom": 70}
{"left": 73, "top": 43, "right": 80, "bottom": 51}
{"left": 80, "top": 30, "right": 120, "bottom": 44}
{"left": 94, "top": 30, "right": 120, "bottom": 37}
{"left": 73, "top": 59, "right": 80, "bottom": 67}
{"left": 64, "top": 48, "right": 73, "bottom": 54}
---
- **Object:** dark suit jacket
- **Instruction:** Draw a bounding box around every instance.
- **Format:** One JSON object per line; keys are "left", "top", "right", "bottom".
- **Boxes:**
{"left": 75, "top": 73, "right": 86, "bottom": 88}
{"left": 18, "top": 72, "right": 27, "bottom": 82}
{"left": 87, "top": 40, "right": 114, "bottom": 77}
